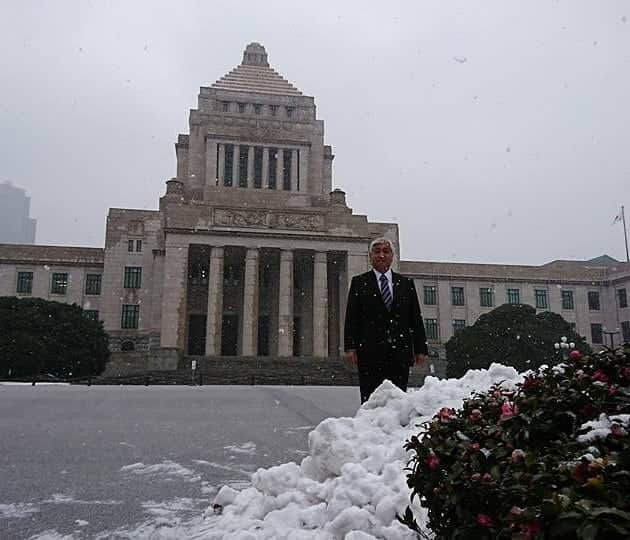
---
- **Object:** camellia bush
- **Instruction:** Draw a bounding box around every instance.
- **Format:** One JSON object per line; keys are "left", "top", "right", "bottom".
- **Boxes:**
{"left": 445, "top": 304, "right": 591, "bottom": 378}
{"left": 0, "top": 296, "right": 109, "bottom": 379}
{"left": 400, "top": 346, "right": 630, "bottom": 539}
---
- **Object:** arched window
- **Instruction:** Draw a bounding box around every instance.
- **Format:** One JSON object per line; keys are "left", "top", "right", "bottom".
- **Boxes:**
{"left": 121, "top": 340, "right": 135, "bottom": 352}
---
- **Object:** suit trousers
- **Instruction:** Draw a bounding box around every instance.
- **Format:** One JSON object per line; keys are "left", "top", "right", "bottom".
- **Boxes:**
{"left": 358, "top": 358, "right": 410, "bottom": 404}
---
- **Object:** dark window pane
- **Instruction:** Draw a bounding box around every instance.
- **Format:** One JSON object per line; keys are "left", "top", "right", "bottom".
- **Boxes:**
{"left": 254, "top": 147, "right": 263, "bottom": 188}
{"left": 239, "top": 146, "right": 248, "bottom": 187}
{"left": 453, "top": 319, "right": 466, "bottom": 334}
{"left": 588, "top": 291, "right": 600, "bottom": 311}
{"left": 16, "top": 271, "right": 33, "bottom": 294}
{"left": 123, "top": 267, "right": 142, "bottom": 289}
{"left": 562, "top": 290, "right": 574, "bottom": 310}
{"left": 622, "top": 321, "right": 630, "bottom": 343}
{"left": 423, "top": 285, "right": 437, "bottom": 305}
{"left": 535, "top": 289, "right": 548, "bottom": 309}
{"left": 121, "top": 304, "right": 139, "bottom": 329}
{"left": 84, "top": 309, "right": 99, "bottom": 321}
{"left": 224, "top": 144, "right": 234, "bottom": 186}
{"left": 618, "top": 288, "right": 628, "bottom": 309}
{"left": 85, "top": 274, "right": 102, "bottom": 295}
{"left": 283, "top": 150, "right": 292, "bottom": 190}
{"left": 425, "top": 318, "right": 439, "bottom": 340}
{"left": 480, "top": 287, "right": 493, "bottom": 307}
{"left": 451, "top": 287, "right": 465, "bottom": 306}
{"left": 507, "top": 288, "right": 520, "bottom": 304}
{"left": 51, "top": 273, "right": 68, "bottom": 295}
{"left": 268, "top": 147, "right": 277, "bottom": 189}
{"left": 136, "top": 239, "right": 142, "bottom": 252}
{"left": 591, "top": 323, "right": 603, "bottom": 344}
{"left": 128, "top": 240, "right": 134, "bottom": 252}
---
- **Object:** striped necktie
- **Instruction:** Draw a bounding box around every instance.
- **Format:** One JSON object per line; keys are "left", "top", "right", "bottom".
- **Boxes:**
{"left": 379, "top": 273, "right": 392, "bottom": 310}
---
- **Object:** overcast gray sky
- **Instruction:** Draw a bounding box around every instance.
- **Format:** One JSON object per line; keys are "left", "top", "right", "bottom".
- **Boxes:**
{"left": 1, "top": 1, "right": 629, "bottom": 265}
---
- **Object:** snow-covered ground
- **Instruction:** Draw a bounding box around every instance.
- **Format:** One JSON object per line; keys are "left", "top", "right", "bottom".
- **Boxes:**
{"left": 2, "top": 364, "right": 523, "bottom": 539}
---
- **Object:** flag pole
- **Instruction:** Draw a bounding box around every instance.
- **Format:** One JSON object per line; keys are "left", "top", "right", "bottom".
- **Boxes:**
{"left": 623, "top": 205, "right": 630, "bottom": 262}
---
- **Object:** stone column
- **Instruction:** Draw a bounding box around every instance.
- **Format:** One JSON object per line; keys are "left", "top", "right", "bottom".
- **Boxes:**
{"left": 277, "top": 249, "right": 294, "bottom": 356}
{"left": 205, "top": 138, "right": 218, "bottom": 187}
{"left": 205, "top": 246, "right": 224, "bottom": 355}
{"left": 276, "top": 148, "right": 284, "bottom": 190}
{"left": 291, "top": 149, "right": 298, "bottom": 192}
{"left": 247, "top": 146, "right": 254, "bottom": 189}
{"left": 218, "top": 144, "right": 225, "bottom": 187}
{"left": 262, "top": 147, "right": 270, "bottom": 188}
{"left": 241, "top": 248, "right": 259, "bottom": 356}
{"left": 313, "top": 251, "right": 328, "bottom": 357}
{"left": 232, "top": 144, "right": 240, "bottom": 187}
{"left": 160, "top": 244, "right": 189, "bottom": 349}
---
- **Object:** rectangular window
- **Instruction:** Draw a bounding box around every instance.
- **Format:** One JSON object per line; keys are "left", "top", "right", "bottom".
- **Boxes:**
{"left": 268, "top": 147, "right": 277, "bottom": 189}
{"left": 451, "top": 286, "right": 465, "bottom": 306}
{"left": 224, "top": 144, "right": 234, "bottom": 186}
{"left": 221, "top": 101, "right": 229, "bottom": 112}
{"left": 16, "top": 271, "right": 33, "bottom": 294}
{"left": 84, "top": 309, "right": 99, "bottom": 321}
{"left": 622, "top": 321, "right": 630, "bottom": 343}
{"left": 480, "top": 287, "right": 494, "bottom": 308}
{"left": 283, "top": 150, "right": 292, "bottom": 190}
{"left": 121, "top": 304, "right": 139, "bottom": 329}
{"left": 590, "top": 323, "right": 603, "bottom": 344}
{"left": 269, "top": 105, "right": 278, "bottom": 117}
{"left": 253, "top": 104, "right": 262, "bottom": 115}
{"left": 237, "top": 102, "right": 246, "bottom": 113}
{"left": 239, "top": 145, "right": 248, "bottom": 187}
{"left": 123, "top": 267, "right": 142, "bottom": 289}
{"left": 425, "top": 318, "right": 439, "bottom": 340}
{"left": 562, "top": 290, "right": 574, "bottom": 310}
{"left": 51, "top": 272, "right": 68, "bottom": 295}
{"left": 507, "top": 288, "right": 520, "bottom": 305}
{"left": 128, "top": 239, "right": 142, "bottom": 252}
{"left": 136, "top": 239, "right": 142, "bottom": 252}
{"left": 535, "top": 289, "right": 548, "bottom": 309}
{"left": 85, "top": 273, "right": 102, "bottom": 295}
{"left": 128, "top": 240, "right": 134, "bottom": 252}
{"left": 254, "top": 147, "right": 263, "bottom": 188}
{"left": 285, "top": 106, "right": 294, "bottom": 117}
{"left": 423, "top": 285, "right": 437, "bottom": 305}
{"left": 453, "top": 319, "right": 466, "bottom": 334}
{"left": 618, "top": 288, "right": 628, "bottom": 309}
{"left": 588, "top": 291, "right": 600, "bottom": 311}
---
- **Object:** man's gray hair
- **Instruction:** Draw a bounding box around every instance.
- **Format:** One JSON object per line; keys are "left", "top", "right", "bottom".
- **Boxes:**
{"left": 369, "top": 237, "right": 396, "bottom": 258}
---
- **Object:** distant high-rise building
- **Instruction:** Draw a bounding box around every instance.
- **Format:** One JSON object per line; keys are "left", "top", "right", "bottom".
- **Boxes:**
{"left": 0, "top": 182, "right": 37, "bottom": 244}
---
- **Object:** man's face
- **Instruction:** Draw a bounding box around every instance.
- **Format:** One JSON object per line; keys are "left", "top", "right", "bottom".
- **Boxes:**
{"left": 369, "top": 242, "right": 394, "bottom": 274}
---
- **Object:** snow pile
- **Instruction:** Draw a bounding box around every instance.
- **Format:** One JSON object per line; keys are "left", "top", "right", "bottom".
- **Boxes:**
{"left": 195, "top": 363, "right": 522, "bottom": 539}
{"left": 578, "top": 412, "right": 630, "bottom": 442}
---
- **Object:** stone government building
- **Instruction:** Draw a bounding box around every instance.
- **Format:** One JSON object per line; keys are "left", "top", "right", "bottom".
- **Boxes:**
{"left": 1, "top": 43, "right": 630, "bottom": 379}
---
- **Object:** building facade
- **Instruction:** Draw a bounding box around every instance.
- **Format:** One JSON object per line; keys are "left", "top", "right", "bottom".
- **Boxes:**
{"left": 0, "top": 182, "right": 37, "bottom": 244}
{"left": 1, "top": 43, "right": 630, "bottom": 368}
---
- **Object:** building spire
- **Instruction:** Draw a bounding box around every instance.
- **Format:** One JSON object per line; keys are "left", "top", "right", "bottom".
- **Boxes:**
{"left": 242, "top": 42, "right": 269, "bottom": 67}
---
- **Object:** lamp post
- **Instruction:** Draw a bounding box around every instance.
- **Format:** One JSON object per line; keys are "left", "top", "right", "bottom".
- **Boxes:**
{"left": 554, "top": 336, "right": 575, "bottom": 361}
{"left": 602, "top": 327, "right": 620, "bottom": 348}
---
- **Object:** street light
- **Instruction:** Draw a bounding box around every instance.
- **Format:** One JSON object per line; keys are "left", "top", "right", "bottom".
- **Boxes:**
{"left": 602, "top": 327, "right": 620, "bottom": 348}
{"left": 554, "top": 336, "right": 575, "bottom": 361}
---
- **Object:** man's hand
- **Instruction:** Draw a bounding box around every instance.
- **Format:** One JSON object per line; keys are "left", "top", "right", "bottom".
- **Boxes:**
{"left": 345, "top": 350, "right": 358, "bottom": 365}
{"left": 414, "top": 353, "right": 428, "bottom": 366}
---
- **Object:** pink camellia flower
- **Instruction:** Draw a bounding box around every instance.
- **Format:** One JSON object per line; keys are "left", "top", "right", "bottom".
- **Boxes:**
{"left": 511, "top": 449, "right": 526, "bottom": 463}
{"left": 569, "top": 349, "right": 582, "bottom": 361}
{"left": 471, "top": 472, "right": 481, "bottom": 481}
{"left": 525, "top": 520, "right": 542, "bottom": 538}
{"left": 592, "top": 370, "right": 609, "bottom": 383}
{"left": 426, "top": 453, "right": 440, "bottom": 471}
{"left": 611, "top": 424, "right": 626, "bottom": 437}
{"left": 482, "top": 472, "right": 493, "bottom": 482}
{"left": 500, "top": 401, "right": 519, "bottom": 421}
{"left": 438, "top": 407, "right": 454, "bottom": 422}
{"left": 477, "top": 513, "right": 493, "bottom": 527}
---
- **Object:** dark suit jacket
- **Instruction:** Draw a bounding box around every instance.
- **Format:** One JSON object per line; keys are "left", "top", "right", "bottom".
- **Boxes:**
{"left": 344, "top": 270, "right": 428, "bottom": 368}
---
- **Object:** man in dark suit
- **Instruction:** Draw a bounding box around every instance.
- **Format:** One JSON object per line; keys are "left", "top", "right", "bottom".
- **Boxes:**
{"left": 344, "top": 237, "right": 428, "bottom": 403}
